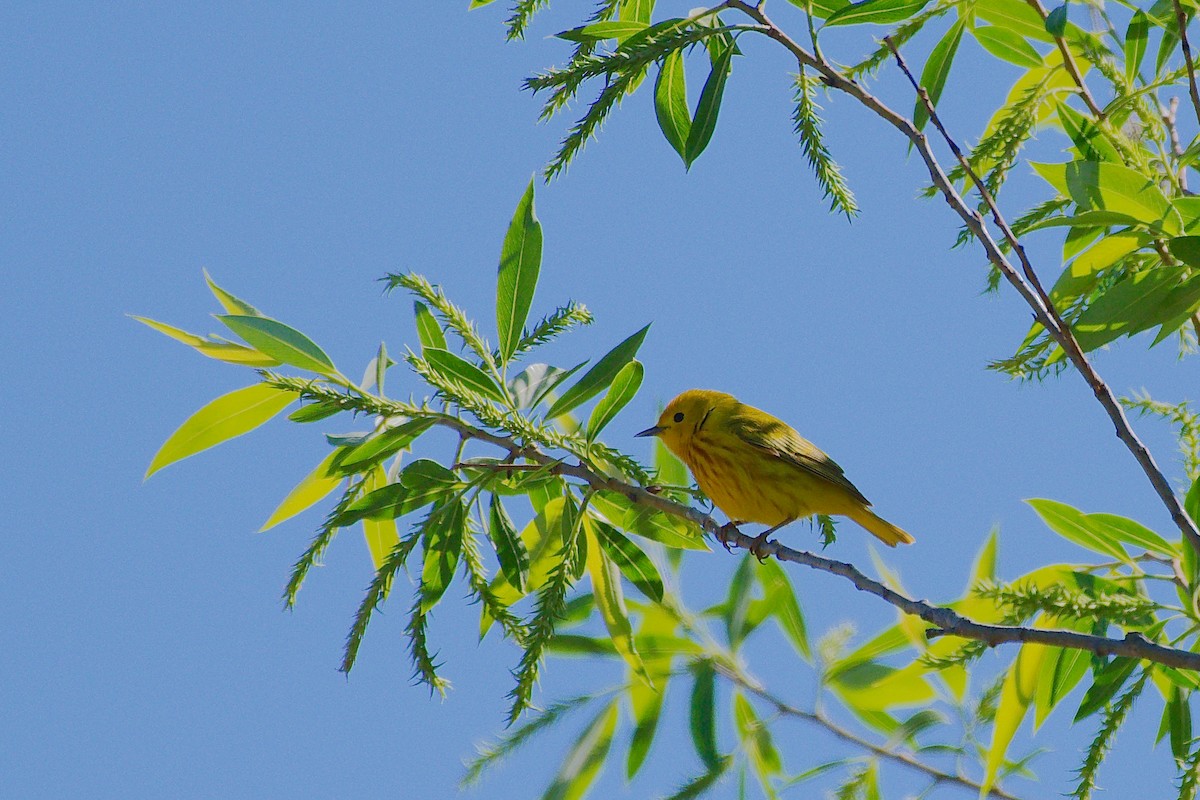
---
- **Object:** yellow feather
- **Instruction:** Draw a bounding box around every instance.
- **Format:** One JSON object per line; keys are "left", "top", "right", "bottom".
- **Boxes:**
{"left": 641, "top": 389, "right": 914, "bottom": 547}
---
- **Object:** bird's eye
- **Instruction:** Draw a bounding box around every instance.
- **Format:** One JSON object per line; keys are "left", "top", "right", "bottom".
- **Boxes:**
{"left": 673, "top": 412, "right": 685, "bottom": 423}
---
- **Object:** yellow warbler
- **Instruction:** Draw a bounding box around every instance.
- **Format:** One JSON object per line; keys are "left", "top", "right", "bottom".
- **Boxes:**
{"left": 636, "top": 389, "right": 913, "bottom": 549}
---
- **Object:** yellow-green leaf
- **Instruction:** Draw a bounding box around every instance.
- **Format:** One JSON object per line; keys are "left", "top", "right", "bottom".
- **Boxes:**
{"left": 361, "top": 467, "right": 399, "bottom": 570}
{"left": 146, "top": 384, "right": 294, "bottom": 478}
{"left": 219, "top": 315, "right": 338, "bottom": 376}
{"left": 586, "top": 527, "right": 648, "bottom": 683}
{"left": 204, "top": 269, "right": 261, "bottom": 316}
{"left": 982, "top": 630, "right": 1051, "bottom": 794}
{"left": 260, "top": 450, "right": 343, "bottom": 531}
{"left": 543, "top": 701, "right": 618, "bottom": 800}
{"left": 131, "top": 316, "right": 280, "bottom": 367}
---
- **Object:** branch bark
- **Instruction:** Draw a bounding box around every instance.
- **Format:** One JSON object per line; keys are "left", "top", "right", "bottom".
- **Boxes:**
{"left": 271, "top": 375, "right": 1200, "bottom": 673}
{"left": 722, "top": 0, "right": 1200, "bottom": 557}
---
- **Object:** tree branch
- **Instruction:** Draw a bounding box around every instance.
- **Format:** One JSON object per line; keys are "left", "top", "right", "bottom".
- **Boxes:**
{"left": 721, "top": 0, "right": 1200, "bottom": 557}
{"left": 718, "top": 665, "right": 1028, "bottom": 800}
{"left": 270, "top": 374, "right": 1200, "bottom": 673}
{"left": 1022, "top": 0, "right": 1106, "bottom": 119}
{"left": 1171, "top": 0, "right": 1200, "bottom": 131}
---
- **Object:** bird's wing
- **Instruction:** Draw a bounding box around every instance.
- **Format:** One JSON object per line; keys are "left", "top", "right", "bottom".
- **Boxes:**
{"left": 729, "top": 407, "right": 871, "bottom": 505}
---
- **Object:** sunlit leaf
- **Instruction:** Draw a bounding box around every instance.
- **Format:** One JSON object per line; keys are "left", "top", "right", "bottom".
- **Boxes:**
{"left": 146, "top": 384, "right": 294, "bottom": 478}
{"left": 489, "top": 494, "right": 530, "bottom": 592}
{"left": 914, "top": 20, "right": 964, "bottom": 132}
{"left": 413, "top": 300, "right": 447, "bottom": 351}
{"left": 655, "top": 49, "right": 691, "bottom": 161}
{"left": 972, "top": 25, "right": 1043, "bottom": 68}
{"left": 543, "top": 701, "right": 618, "bottom": 800}
{"left": 1031, "top": 161, "right": 1182, "bottom": 233}
{"left": 586, "top": 359, "right": 643, "bottom": 442}
{"left": 982, "top": 633, "right": 1050, "bottom": 794}
{"left": 421, "top": 500, "right": 465, "bottom": 613}
{"left": 218, "top": 315, "right": 338, "bottom": 376}
{"left": 131, "top": 316, "right": 280, "bottom": 367}
{"left": 204, "top": 269, "right": 262, "bottom": 316}
{"left": 423, "top": 347, "right": 507, "bottom": 404}
{"left": 497, "top": 178, "right": 542, "bottom": 364}
{"left": 546, "top": 325, "right": 650, "bottom": 420}
{"left": 260, "top": 449, "right": 343, "bottom": 531}
{"left": 1125, "top": 10, "right": 1148, "bottom": 84}
{"left": 825, "top": 0, "right": 930, "bottom": 26}
{"left": 1027, "top": 498, "right": 1131, "bottom": 561}
{"left": 589, "top": 517, "right": 664, "bottom": 601}
{"left": 362, "top": 466, "right": 399, "bottom": 570}
{"left": 684, "top": 43, "right": 734, "bottom": 168}
{"left": 586, "top": 526, "right": 647, "bottom": 682}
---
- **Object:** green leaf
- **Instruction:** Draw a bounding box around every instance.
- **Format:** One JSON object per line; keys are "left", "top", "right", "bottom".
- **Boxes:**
{"left": 1031, "top": 161, "right": 1182, "bottom": 233}
{"left": 413, "top": 300, "right": 447, "bottom": 351}
{"left": 335, "top": 459, "right": 459, "bottom": 525}
{"left": 1034, "top": 641, "right": 1090, "bottom": 727}
{"left": 590, "top": 517, "right": 664, "bottom": 601}
{"left": 1056, "top": 102, "right": 1121, "bottom": 162}
{"left": 1075, "top": 657, "right": 1139, "bottom": 721}
{"left": 489, "top": 494, "right": 530, "bottom": 592}
{"left": 825, "top": 0, "right": 931, "bottom": 27}
{"left": 497, "top": 178, "right": 543, "bottom": 364}
{"left": 1045, "top": 3, "right": 1067, "bottom": 36}
{"left": 690, "top": 662, "right": 721, "bottom": 769}
{"left": 828, "top": 660, "right": 935, "bottom": 711}
{"left": 1170, "top": 236, "right": 1200, "bottom": 268}
{"left": 1026, "top": 498, "right": 1131, "bottom": 561}
{"left": 732, "top": 693, "right": 782, "bottom": 777}
{"left": 914, "top": 20, "right": 964, "bottom": 132}
{"left": 724, "top": 554, "right": 756, "bottom": 648}
{"left": 556, "top": 20, "right": 649, "bottom": 42}
{"left": 421, "top": 500, "right": 465, "bottom": 612}
{"left": 972, "top": 25, "right": 1043, "bottom": 68}
{"left": 288, "top": 401, "right": 341, "bottom": 423}
{"left": 756, "top": 558, "right": 810, "bottom": 659}
{"left": 1125, "top": 10, "right": 1149, "bottom": 84}
{"left": 586, "top": 359, "right": 644, "bottom": 442}
{"left": 423, "top": 347, "right": 508, "bottom": 404}
{"left": 655, "top": 49, "right": 691, "bottom": 162}
{"left": 586, "top": 527, "right": 647, "bottom": 682}
{"left": 361, "top": 468, "right": 399, "bottom": 571}
{"left": 684, "top": 43, "right": 734, "bottom": 168}
{"left": 1163, "top": 683, "right": 1193, "bottom": 761}
{"left": 982, "top": 637, "right": 1050, "bottom": 794}
{"left": 590, "top": 492, "right": 708, "bottom": 550}
{"left": 513, "top": 361, "right": 588, "bottom": 410}
{"left": 976, "top": 0, "right": 1055, "bottom": 41}
{"left": 260, "top": 450, "right": 343, "bottom": 531}
{"left": 131, "top": 316, "right": 280, "bottom": 367}
{"left": 333, "top": 417, "right": 437, "bottom": 474}
{"left": 204, "top": 269, "right": 261, "bottom": 316}
{"left": 1085, "top": 512, "right": 1177, "bottom": 557}
{"left": 1068, "top": 267, "right": 1200, "bottom": 354}
{"left": 627, "top": 603, "right": 674, "bottom": 778}
{"left": 219, "top": 315, "right": 338, "bottom": 376}
{"left": 146, "top": 384, "right": 294, "bottom": 478}
{"left": 546, "top": 325, "right": 650, "bottom": 420}
{"left": 543, "top": 701, "right": 619, "bottom": 800}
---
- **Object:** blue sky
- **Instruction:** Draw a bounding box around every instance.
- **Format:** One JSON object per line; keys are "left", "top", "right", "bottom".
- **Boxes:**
{"left": 5, "top": 2, "right": 1197, "bottom": 798}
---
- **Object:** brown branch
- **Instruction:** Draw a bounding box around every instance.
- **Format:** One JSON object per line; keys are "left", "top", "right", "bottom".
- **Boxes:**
{"left": 877, "top": 34, "right": 1200, "bottom": 557}
{"left": 719, "top": 666, "right": 1028, "bottom": 800}
{"left": 716, "top": 0, "right": 1200, "bottom": 556}
{"left": 423, "top": 417, "right": 1200, "bottom": 672}
{"left": 1171, "top": 0, "right": 1200, "bottom": 132}
{"left": 265, "top": 376, "right": 1200, "bottom": 672}
{"left": 1023, "top": 0, "right": 1106, "bottom": 119}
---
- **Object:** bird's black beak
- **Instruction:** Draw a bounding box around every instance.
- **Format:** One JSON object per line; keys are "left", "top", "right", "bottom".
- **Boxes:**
{"left": 635, "top": 425, "right": 665, "bottom": 438}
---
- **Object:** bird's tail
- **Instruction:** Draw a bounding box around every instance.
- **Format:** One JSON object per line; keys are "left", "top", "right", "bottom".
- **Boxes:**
{"left": 847, "top": 507, "right": 915, "bottom": 547}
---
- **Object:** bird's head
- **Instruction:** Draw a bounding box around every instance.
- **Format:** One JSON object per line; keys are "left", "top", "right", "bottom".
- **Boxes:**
{"left": 636, "top": 389, "right": 736, "bottom": 454}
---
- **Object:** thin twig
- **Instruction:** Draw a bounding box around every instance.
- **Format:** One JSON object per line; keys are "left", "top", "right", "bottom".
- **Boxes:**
{"left": 1023, "top": 0, "right": 1106, "bottom": 119}
{"left": 719, "top": 666, "right": 1028, "bottom": 800}
{"left": 1171, "top": 0, "right": 1200, "bottom": 131}
{"left": 875, "top": 33, "right": 1200, "bottom": 556}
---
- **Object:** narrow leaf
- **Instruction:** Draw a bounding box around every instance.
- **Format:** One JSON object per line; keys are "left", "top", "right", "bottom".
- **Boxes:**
{"left": 1027, "top": 498, "right": 1130, "bottom": 561}
{"left": 587, "top": 359, "right": 644, "bottom": 442}
{"left": 914, "top": 20, "right": 964, "bottom": 132}
{"left": 421, "top": 500, "right": 465, "bottom": 613}
{"left": 131, "top": 316, "right": 280, "bottom": 367}
{"left": 690, "top": 662, "right": 721, "bottom": 769}
{"left": 543, "top": 701, "right": 619, "bottom": 800}
{"left": 586, "top": 527, "right": 648, "bottom": 682}
{"left": 497, "top": 178, "right": 543, "bottom": 363}
{"left": 204, "top": 269, "right": 261, "bottom": 316}
{"left": 825, "top": 0, "right": 932, "bottom": 27}
{"left": 219, "top": 315, "right": 338, "bottom": 375}
{"left": 546, "top": 325, "right": 650, "bottom": 420}
{"left": 972, "top": 26, "right": 1043, "bottom": 69}
{"left": 1125, "top": 11, "right": 1148, "bottom": 84}
{"left": 260, "top": 450, "right": 343, "bottom": 531}
{"left": 655, "top": 49, "right": 691, "bottom": 161}
{"left": 414, "top": 300, "right": 447, "bottom": 351}
{"left": 146, "top": 384, "right": 293, "bottom": 478}
{"left": 590, "top": 517, "right": 664, "bottom": 601}
{"left": 684, "top": 43, "right": 734, "bottom": 168}
{"left": 489, "top": 494, "right": 530, "bottom": 592}
{"left": 423, "top": 347, "right": 508, "bottom": 404}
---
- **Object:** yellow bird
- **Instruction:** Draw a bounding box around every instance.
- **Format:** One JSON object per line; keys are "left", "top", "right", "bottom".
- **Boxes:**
{"left": 636, "top": 389, "right": 913, "bottom": 550}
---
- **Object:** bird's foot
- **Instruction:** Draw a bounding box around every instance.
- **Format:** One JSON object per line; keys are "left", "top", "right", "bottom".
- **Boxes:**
{"left": 716, "top": 521, "right": 739, "bottom": 552}
{"left": 748, "top": 530, "right": 774, "bottom": 562}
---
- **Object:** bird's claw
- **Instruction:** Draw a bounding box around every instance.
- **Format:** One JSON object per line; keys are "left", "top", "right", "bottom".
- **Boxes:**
{"left": 716, "top": 522, "right": 738, "bottom": 553}
{"left": 748, "top": 531, "right": 773, "bottom": 562}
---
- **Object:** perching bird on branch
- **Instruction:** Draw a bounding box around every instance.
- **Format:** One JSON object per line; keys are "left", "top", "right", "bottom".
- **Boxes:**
{"left": 636, "top": 389, "right": 913, "bottom": 552}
